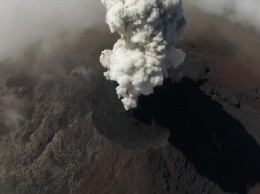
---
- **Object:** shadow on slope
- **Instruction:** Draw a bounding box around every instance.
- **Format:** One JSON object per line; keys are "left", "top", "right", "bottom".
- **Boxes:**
{"left": 92, "top": 72, "right": 169, "bottom": 149}
{"left": 134, "top": 77, "right": 260, "bottom": 194}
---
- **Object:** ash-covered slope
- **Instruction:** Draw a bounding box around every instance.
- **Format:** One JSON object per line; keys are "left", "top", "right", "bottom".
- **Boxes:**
{"left": 1, "top": 9, "right": 260, "bottom": 194}
{"left": 0, "top": 60, "right": 110, "bottom": 194}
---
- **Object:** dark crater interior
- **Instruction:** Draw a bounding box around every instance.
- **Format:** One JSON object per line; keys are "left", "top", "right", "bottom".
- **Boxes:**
{"left": 136, "top": 76, "right": 260, "bottom": 193}
{"left": 93, "top": 68, "right": 260, "bottom": 192}
{"left": 92, "top": 71, "right": 169, "bottom": 149}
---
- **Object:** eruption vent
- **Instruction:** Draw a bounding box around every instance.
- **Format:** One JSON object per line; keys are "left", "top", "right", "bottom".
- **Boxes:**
{"left": 100, "top": 0, "right": 186, "bottom": 110}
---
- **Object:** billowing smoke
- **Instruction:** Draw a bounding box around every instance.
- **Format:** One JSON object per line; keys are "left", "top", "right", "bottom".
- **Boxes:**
{"left": 188, "top": 0, "right": 260, "bottom": 32}
{"left": 100, "top": 0, "right": 186, "bottom": 110}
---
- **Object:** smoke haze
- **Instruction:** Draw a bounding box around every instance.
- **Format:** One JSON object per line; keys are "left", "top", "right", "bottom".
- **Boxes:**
{"left": 0, "top": 1, "right": 112, "bottom": 144}
{"left": 182, "top": 0, "right": 260, "bottom": 85}
{"left": 187, "top": 0, "right": 260, "bottom": 32}
{"left": 0, "top": 0, "right": 105, "bottom": 60}
{"left": 0, "top": 95, "right": 24, "bottom": 132}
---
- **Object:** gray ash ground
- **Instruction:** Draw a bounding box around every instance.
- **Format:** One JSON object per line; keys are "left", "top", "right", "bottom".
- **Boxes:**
{"left": 1, "top": 9, "right": 260, "bottom": 194}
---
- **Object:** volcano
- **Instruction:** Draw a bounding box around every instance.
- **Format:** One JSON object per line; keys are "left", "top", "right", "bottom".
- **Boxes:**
{"left": 0, "top": 5, "right": 260, "bottom": 194}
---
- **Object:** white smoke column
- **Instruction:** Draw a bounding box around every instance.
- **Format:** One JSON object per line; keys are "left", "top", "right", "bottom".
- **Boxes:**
{"left": 100, "top": 0, "right": 186, "bottom": 110}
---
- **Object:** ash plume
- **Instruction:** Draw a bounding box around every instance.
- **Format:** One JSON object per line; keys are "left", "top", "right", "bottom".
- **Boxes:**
{"left": 100, "top": 0, "right": 186, "bottom": 110}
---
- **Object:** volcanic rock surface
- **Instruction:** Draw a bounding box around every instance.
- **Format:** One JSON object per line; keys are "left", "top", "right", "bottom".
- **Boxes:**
{"left": 0, "top": 8, "right": 260, "bottom": 194}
